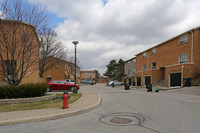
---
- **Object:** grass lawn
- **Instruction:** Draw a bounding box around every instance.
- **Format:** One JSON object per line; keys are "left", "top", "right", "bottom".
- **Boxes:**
{"left": 0, "top": 93, "right": 82, "bottom": 112}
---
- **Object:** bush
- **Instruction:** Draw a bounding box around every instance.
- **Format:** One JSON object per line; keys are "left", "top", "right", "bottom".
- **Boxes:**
{"left": 0, "top": 83, "right": 48, "bottom": 99}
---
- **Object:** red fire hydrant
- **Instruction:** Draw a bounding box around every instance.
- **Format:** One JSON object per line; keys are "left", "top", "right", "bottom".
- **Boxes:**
{"left": 63, "top": 91, "right": 68, "bottom": 109}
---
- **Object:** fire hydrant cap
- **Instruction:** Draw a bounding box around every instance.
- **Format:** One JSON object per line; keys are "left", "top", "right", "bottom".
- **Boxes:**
{"left": 64, "top": 91, "right": 68, "bottom": 94}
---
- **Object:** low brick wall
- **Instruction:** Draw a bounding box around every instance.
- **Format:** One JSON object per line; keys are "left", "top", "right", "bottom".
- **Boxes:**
{"left": 0, "top": 94, "right": 56, "bottom": 105}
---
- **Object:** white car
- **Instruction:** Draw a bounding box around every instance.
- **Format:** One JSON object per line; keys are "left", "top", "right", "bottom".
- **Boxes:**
{"left": 108, "top": 80, "right": 123, "bottom": 86}
{"left": 65, "top": 79, "right": 75, "bottom": 84}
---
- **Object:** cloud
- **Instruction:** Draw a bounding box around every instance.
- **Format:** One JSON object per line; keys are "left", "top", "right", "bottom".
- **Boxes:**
{"left": 28, "top": 0, "right": 200, "bottom": 74}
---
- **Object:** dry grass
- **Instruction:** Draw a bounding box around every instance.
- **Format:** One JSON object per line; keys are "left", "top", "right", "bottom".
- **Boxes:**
{"left": 0, "top": 93, "right": 82, "bottom": 112}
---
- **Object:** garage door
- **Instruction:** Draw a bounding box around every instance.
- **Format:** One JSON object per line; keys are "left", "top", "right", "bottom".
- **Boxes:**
{"left": 145, "top": 76, "right": 151, "bottom": 85}
{"left": 170, "top": 73, "right": 181, "bottom": 87}
{"left": 137, "top": 77, "right": 141, "bottom": 86}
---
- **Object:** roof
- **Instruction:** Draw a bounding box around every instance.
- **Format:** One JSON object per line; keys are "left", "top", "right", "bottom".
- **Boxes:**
{"left": 67, "top": 61, "right": 80, "bottom": 69}
{"left": 80, "top": 70, "right": 97, "bottom": 73}
{"left": 135, "top": 26, "right": 200, "bottom": 56}
{"left": 44, "top": 56, "right": 80, "bottom": 69}
{"left": 125, "top": 57, "right": 136, "bottom": 63}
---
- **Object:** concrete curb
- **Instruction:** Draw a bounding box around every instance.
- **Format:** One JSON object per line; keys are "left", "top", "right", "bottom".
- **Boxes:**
{"left": 0, "top": 94, "right": 56, "bottom": 105}
{"left": 159, "top": 87, "right": 182, "bottom": 91}
{"left": 0, "top": 93, "right": 101, "bottom": 126}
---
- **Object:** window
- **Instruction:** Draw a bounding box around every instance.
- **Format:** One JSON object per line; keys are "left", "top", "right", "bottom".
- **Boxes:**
{"left": 151, "top": 62, "right": 156, "bottom": 69}
{"left": 142, "top": 52, "right": 146, "bottom": 58}
{"left": 4, "top": 60, "right": 16, "bottom": 76}
{"left": 179, "top": 53, "right": 188, "bottom": 63}
{"left": 133, "top": 59, "right": 136, "bottom": 62}
{"left": 50, "top": 81, "right": 57, "bottom": 83}
{"left": 179, "top": 34, "right": 188, "bottom": 44}
{"left": 142, "top": 64, "right": 146, "bottom": 71}
{"left": 132, "top": 68, "right": 136, "bottom": 73}
{"left": 57, "top": 81, "right": 65, "bottom": 84}
{"left": 151, "top": 48, "right": 156, "bottom": 54}
{"left": 128, "top": 70, "right": 130, "bottom": 74}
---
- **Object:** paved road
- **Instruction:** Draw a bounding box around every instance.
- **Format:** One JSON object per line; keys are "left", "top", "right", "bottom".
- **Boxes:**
{"left": 1, "top": 84, "right": 200, "bottom": 133}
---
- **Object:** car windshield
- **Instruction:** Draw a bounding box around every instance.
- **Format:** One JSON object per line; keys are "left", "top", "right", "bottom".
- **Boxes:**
{"left": 50, "top": 81, "right": 57, "bottom": 83}
{"left": 57, "top": 81, "right": 65, "bottom": 84}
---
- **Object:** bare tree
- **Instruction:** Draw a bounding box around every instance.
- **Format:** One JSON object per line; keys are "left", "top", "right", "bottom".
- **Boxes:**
{"left": 0, "top": 0, "right": 48, "bottom": 31}
{"left": 0, "top": 0, "right": 48, "bottom": 85}
{"left": 0, "top": 20, "right": 39, "bottom": 85}
{"left": 67, "top": 55, "right": 82, "bottom": 69}
{"left": 0, "top": 0, "right": 69, "bottom": 83}
{"left": 39, "top": 27, "right": 68, "bottom": 78}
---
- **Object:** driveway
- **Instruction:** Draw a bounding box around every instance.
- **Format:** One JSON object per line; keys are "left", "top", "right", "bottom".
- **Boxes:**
{"left": 1, "top": 84, "right": 200, "bottom": 133}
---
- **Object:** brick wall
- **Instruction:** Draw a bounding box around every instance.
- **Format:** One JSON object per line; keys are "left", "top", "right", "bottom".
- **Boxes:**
{"left": 135, "top": 27, "right": 200, "bottom": 87}
{"left": 0, "top": 20, "right": 40, "bottom": 85}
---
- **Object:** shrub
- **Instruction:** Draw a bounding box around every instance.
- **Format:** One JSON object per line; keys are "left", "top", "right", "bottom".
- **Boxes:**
{"left": 0, "top": 83, "right": 48, "bottom": 99}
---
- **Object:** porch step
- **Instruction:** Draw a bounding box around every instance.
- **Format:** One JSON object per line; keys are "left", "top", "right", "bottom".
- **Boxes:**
{"left": 193, "top": 78, "right": 200, "bottom": 86}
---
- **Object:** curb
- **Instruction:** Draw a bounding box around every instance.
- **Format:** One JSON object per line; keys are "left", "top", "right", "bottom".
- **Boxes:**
{"left": 0, "top": 93, "right": 101, "bottom": 126}
{"left": 0, "top": 94, "right": 56, "bottom": 105}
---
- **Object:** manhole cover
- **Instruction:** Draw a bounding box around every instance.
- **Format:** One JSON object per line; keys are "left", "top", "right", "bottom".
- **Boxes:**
{"left": 110, "top": 117, "right": 132, "bottom": 124}
{"left": 99, "top": 112, "right": 145, "bottom": 126}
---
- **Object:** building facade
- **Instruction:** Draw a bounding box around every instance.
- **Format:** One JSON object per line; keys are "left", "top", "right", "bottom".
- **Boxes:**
{"left": 80, "top": 70, "right": 99, "bottom": 82}
{"left": 123, "top": 57, "right": 136, "bottom": 85}
{"left": 0, "top": 19, "right": 40, "bottom": 85}
{"left": 43, "top": 57, "right": 80, "bottom": 83}
{"left": 134, "top": 26, "right": 200, "bottom": 87}
{"left": 97, "top": 76, "right": 109, "bottom": 83}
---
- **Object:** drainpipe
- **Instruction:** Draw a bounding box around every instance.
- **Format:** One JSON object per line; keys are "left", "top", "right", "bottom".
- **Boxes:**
{"left": 181, "top": 65, "right": 184, "bottom": 87}
{"left": 190, "top": 30, "right": 194, "bottom": 63}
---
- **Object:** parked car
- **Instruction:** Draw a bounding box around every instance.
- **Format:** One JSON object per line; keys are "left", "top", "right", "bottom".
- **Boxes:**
{"left": 65, "top": 79, "right": 75, "bottom": 84}
{"left": 80, "top": 80, "right": 94, "bottom": 85}
{"left": 108, "top": 80, "right": 124, "bottom": 86}
{"left": 47, "top": 80, "right": 80, "bottom": 92}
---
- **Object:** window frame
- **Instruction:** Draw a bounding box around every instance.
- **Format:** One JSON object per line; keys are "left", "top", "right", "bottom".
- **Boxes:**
{"left": 128, "top": 69, "right": 130, "bottom": 74}
{"left": 142, "top": 64, "right": 146, "bottom": 71}
{"left": 151, "top": 48, "right": 156, "bottom": 55}
{"left": 179, "top": 34, "right": 188, "bottom": 44}
{"left": 142, "top": 52, "right": 146, "bottom": 58}
{"left": 151, "top": 62, "right": 156, "bottom": 69}
{"left": 179, "top": 53, "right": 188, "bottom": 64}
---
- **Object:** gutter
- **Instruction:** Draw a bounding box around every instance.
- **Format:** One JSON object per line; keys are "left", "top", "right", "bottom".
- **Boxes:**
{"left": 190, "top": 30, "right": 194, "bottom": 63}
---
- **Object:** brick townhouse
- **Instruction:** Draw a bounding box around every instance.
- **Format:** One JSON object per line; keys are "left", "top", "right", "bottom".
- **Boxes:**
{"left": 123, "top": 57, "right": 136, "bottom": 85}
{"left": 80, "top": 70, "right": 99, "bottom": 82}
{"left": 134, "top": 26, "right": 200, "bottom": 87}
{"left": 0, "top": 19, "right": 40, "bottom": 85}
{"left": 43, "top": 57, "right": 80, "bottom": 83}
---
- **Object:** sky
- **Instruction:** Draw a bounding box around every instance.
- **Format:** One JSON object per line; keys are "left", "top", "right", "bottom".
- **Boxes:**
{"left": 27, "top": 0, "right": 200, "bottom": 75}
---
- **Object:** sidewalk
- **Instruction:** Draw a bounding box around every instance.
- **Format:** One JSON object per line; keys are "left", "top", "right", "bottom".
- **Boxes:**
{"left": 0, "top": 93, "right": 101, "bottom": 126}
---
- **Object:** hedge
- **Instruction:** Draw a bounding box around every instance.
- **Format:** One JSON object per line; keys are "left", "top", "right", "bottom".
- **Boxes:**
{"left": 0, "top": 83, "right": 48, "bottom": 99}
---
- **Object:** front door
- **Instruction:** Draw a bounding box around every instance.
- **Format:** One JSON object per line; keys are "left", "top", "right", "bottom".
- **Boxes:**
{"left": 124, "top": 79, "right": 126, "bottom": 84}
{"left": 47, "top": 77, "right": 52, "bottom": 82}
{"left": 128, "top": 79, "right": 131, "bottom": 85}
{"left": 145, "top": 76, "right": 151, "bottom": 85}
{"left": 137, "top": 77, "right": 141, "bottom": 86}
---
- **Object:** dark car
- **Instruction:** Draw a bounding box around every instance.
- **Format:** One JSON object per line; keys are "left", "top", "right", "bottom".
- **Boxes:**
{"left": 80, "top": 80, "right": 94, "bottom": 85}
{"left": 47, "top": 80, "right": 80, "bottom": 92}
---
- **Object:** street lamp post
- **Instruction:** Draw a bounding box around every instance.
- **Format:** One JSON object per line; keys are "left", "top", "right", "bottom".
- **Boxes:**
{"left": 72, "top": 41, "right": 79, "bottom": 86}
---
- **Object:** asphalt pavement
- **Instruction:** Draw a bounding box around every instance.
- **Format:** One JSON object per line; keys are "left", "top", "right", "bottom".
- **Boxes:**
{"left": 1, "top": 84, "right": 200, "bottom": 133}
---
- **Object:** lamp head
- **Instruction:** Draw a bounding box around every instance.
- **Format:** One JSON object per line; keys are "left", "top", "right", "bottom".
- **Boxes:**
{"left": 72, "top": 41, "right": 79, "bottom": 45}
